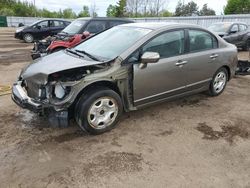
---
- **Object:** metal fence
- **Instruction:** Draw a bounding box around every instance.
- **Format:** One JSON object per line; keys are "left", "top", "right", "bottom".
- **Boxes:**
{"left": 132, "top": 14, "right": 250, "bottom": 27}
{"left": 6, "top": 14, "right": 250, "bottom": 27}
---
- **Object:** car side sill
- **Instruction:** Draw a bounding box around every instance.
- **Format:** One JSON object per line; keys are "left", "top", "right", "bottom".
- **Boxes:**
{"left": 134, "top": 78, "right": 211, "bottom": 106}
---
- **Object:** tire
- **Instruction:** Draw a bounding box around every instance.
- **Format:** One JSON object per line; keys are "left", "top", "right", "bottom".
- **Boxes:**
{"left": 23, "top": 33, "right": 34, "bottom": 43}
{"left": 208, "top": 67, "right": 228, "bottom": 97}
{"left": 75, "top": 87, "right": 123, "bottom": 135}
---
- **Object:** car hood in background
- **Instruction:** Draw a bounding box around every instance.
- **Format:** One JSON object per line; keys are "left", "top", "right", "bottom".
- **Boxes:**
{"left": 21, "top": 50, "right": 103, "bottom": 84}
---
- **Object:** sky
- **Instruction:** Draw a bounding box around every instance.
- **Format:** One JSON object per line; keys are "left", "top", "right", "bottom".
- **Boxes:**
{"left": 24, "top": 0, "right": 228, "bottom": 16}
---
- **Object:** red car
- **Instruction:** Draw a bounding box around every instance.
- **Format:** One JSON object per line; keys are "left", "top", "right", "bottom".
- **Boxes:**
{"left": 47, "top": 17, "right": 134, "bottom": 53}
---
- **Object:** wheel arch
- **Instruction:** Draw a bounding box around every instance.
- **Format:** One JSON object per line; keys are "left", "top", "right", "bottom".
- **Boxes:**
{"left": 221, "top": 65, "right": 231, "bottom": 80}
{"left": 69, "top": 80, "right": 122, "bottom": 115}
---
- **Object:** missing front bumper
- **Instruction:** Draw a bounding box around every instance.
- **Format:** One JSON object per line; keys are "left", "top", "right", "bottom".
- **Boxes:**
{"left": 12, "top": 82, "right": 42, "bottom": 113}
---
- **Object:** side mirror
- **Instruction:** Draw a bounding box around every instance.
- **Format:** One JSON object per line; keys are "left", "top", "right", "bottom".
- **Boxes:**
{"left": 141, "top": 52, "right": 160, "bottom": 64}
{"left": 139, "top": 52, "right": 160, "bottom": 69}
{"left": 36, "top": 25, "right": 41, "bottom": 30}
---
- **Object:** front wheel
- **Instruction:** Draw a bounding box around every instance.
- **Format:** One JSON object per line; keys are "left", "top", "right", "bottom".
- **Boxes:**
{"left": 75, "top": 87, "right": 123, "bottom": 134}
{"left": 208, "top": 67, "right": 228, "bottom": 96}
{"left": 23, "top": 33, "right": 34, "bottom": 43}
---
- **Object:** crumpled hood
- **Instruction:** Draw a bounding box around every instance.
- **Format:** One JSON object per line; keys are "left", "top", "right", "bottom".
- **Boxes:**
{"left": 21, "top": 50, "right": 103, "bottom": 84}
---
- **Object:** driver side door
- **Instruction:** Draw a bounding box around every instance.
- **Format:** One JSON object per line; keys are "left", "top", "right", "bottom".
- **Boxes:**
{"left": 224, "top": 24, "right": 239, "bottom": 45}
{"left": 133, "top": 29, "right": 188, "bottom": 106}
{"left": 33, "top": 20, "right": 50, "bottom": 39}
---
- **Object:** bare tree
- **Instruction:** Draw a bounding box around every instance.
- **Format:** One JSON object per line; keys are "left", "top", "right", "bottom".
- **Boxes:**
{"left": 126, "top": 0, "right": 168, "bottom": 17}
{"left": 126, "top": 0, "right": 144, "bottom": 17}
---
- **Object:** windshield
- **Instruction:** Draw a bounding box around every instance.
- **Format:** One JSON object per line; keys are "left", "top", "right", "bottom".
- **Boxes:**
{"left": 62, "top": 20, "right": 87, "bottom": 34}
{"left": 74, "top": 26, "right": 152, "bottom": 61}
{"left": 208, "top": 23, "right": 231, "bottom": 33}
{"left": 29, "top": 20, "right": 43, "bottom": 27}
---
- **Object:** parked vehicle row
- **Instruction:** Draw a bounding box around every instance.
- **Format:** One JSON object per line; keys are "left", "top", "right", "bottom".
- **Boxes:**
{"left": 208, "top": 22, "right": 250, "bottom": 51}
{"left": 12, "top": 22, "right": 240, "bottom": 134}
{"left": 31, "top": 17, "right": 134, "bottom": 59}
{"left": 15, "top": 19, "right": 71, "bottom": 43}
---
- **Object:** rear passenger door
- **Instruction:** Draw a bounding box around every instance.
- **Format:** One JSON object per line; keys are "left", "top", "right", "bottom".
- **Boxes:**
{"left": 85, "top": 20, "right": 107, "bottom": 34}
{"left": 184, "top": 29, "right": 220, "bottom": 89}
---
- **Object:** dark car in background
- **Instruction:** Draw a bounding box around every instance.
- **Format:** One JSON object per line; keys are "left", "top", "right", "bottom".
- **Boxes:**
{"left": 208, "top": 22, "right": 250, "bottom": 51}
{"left": 15, "top": 19, "right": 71, "bottom": 43}
{"left": 31, "top": 17, "right": 134, "bottom": 59}
{"left": 47, "top": 17, "right": 134, "bottom": 52}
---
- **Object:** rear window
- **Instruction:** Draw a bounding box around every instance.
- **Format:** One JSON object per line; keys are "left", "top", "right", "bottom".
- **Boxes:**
{"left": 85, "top": 21, "right": 107, "bottom": 34}
{"left": 239, "top": 24, "right": 247, "bottom": 31}
{"left": 189, "top": 30, "right": 218, "bottom": 52}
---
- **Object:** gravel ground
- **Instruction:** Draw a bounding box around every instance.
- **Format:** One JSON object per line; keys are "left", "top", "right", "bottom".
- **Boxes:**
{"left": 0, "top": 28, "right": 250, "bottom": 188}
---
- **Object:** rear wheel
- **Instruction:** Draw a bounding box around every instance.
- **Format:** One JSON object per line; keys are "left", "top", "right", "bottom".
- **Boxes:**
{"left": 75, "top": 87, "right": 123, "bottom": 134}
{"left": 23, "top": 33, "right": 34, "bottom": 43}
{"left": 208, "top": 67, "right": 228, "bottom": 96}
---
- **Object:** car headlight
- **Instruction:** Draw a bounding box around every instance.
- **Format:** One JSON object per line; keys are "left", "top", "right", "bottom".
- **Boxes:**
{"left": 16, "top": 28, "right": 23, "bottom": 33}
{"left": 54, "top": 83, "right": 66, "bottom": 99}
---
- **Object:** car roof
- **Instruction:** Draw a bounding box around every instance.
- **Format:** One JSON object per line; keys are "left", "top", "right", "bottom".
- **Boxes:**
{"left": 120, "top": 22, "right": 201, "bottom": 30}
{"left": 76, "top": 17, "right": 134, "bottom": 22}
{"left": 38, "top": 19, "right": 70, "bottom": 22}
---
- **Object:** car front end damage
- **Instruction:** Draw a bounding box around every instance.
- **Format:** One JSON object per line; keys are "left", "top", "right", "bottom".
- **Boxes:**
{"left": 11, "top": 52, "right": 131, "bottom": 127}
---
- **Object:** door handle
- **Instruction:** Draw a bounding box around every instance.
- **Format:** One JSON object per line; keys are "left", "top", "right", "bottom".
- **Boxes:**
{"left": 210, "top": 54, "right": 219, "bottom": 59}
{"left": 176, "top": 60, "right": 188, "bottom": 66}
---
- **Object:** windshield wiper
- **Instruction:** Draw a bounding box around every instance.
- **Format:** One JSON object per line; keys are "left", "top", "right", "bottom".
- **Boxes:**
{"left": 75, "top": 50, "right": 101, "bottom": 61}
{"left": 66, "top": 49, "right": 84, "bottom": 57}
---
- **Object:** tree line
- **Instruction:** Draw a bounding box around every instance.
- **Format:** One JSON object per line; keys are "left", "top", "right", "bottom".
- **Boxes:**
{"left": 0, "top": 0, "right": 97, "bottom": 18}
{"left": 0, "top": 0, "right": 249, "bottom": 18}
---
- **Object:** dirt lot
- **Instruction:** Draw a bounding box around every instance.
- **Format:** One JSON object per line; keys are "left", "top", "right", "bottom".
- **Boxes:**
{"left": 0, "top": 27, "right": 250, "bottom": 188}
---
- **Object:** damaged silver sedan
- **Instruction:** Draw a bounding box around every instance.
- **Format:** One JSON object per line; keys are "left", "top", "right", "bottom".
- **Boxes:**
{"left": 12, "top": 22, "right": 238, "bottom": 134}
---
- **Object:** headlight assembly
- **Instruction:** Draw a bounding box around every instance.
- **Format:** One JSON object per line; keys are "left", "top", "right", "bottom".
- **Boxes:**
{"left": 54, "top": 83, "right": 66, "bottom": 99}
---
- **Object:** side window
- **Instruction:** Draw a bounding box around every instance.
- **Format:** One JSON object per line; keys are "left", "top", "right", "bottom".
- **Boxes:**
{"left": 239, "top": 24, "right": 247, "bottom": 32}
{"left": 231, "top": 24, "right": 239, "bottom": 33}
{"left": 85, "top": 21, "right": 106, "bottom": 34}
{"left": 35, "top": 21, "right": 49, "bottom": 28}
{"left": 52, "top": 21, "right": 65, "bottom": 27}
{"left": 142, "top": 30, "right": 185, "bottom": 59}
{"left": 189, "top": 30, "right": 218, "bottom": 52}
